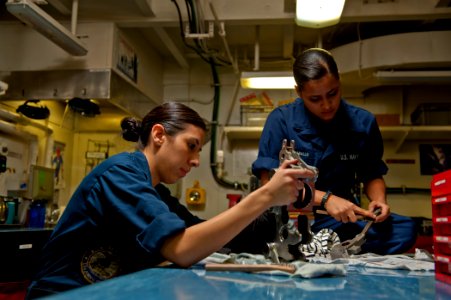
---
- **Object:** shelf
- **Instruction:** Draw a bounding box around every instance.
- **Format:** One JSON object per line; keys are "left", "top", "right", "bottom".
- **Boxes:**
{"left": 381, "top": 126, "right": 451, "bottom": 152}
{"left": 224, "top": 125, "right": 451, "bottom": 152}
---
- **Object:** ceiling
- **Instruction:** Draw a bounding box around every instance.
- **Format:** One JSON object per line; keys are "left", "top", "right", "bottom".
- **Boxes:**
{"left": 1, "top": 0, "right": 451, "bottom": 65}
{"left": 1, "top": 0, "right": 451, "bottom": 96}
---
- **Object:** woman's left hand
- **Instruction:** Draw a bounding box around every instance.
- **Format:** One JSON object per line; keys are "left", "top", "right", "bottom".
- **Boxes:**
{"left": 368, "top": 201, "right": 390, "bottom": 222}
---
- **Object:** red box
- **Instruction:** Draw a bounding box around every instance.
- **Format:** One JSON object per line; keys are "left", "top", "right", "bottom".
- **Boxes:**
{"left": 435, "top": 254, "right": 451, "bottom": 284}
{"left": 433, "top": 216, "right": 451, "bottom": 236}
{"left": 435, "top": 236, "right": 451, "bottom": 256}
{"left": 433, "top": 195, "right": 451, "bottom": 217}
{"left": 432, "top": 170, "right": 451, "bottom": 197}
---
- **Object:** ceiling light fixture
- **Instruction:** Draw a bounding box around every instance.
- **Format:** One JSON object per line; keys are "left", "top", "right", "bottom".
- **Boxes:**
{"left": 295, "top": 0, "right": 346, "bottom": 28}
{"left": 6, "top": 0, "right": 88, "bottom": 56}
{"left": 240, "top": 71, "right": 296, "bottom": 89}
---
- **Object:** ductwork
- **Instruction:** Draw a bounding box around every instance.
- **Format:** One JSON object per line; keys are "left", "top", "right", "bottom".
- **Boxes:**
{"left": 0, "top": 69, "right": 158, "bottom": 118}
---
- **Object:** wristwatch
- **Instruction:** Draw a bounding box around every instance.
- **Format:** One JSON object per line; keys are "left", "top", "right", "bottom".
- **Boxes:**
{"left": 321, "top": 191, "right": 332, "bottom": 208}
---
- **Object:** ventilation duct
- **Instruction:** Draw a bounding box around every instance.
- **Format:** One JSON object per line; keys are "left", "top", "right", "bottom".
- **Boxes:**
{"left": 0, "top": 69, "right": 158, "bottom": 118}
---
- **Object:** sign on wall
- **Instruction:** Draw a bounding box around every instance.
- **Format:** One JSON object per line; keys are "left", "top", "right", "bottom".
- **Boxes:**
{"left": 116, "top": 36, "right": 138, "bottom": 82}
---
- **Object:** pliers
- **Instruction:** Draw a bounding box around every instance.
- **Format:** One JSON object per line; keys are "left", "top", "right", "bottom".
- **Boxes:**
{"left": 330, "top": 208, "right": 382, "bottom": 259}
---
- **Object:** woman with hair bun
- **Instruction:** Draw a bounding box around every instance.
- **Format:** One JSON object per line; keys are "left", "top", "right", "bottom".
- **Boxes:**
{"left": 27, "top": 102, "right": 315, "bottom": 298}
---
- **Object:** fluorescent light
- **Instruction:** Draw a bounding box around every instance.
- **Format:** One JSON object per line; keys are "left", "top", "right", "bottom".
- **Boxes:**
{"left": 374, "top": 70, "right": 451, "bottom": 82}
{"left": 295, "top": 0, "right": 346, "bottom": 28}
{"left": 6, "top": 0, "right": 88, "bottom": 56}
{"left": 241, "top": 71, "right": 296, "bottom": 89}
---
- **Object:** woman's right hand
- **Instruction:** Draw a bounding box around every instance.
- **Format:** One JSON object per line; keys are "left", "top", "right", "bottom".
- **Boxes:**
{"left": 261, "top": 159, "right": 316, "bottom": 207}
{"left": 324, "top": 194, "right": 376, "bottom": 223}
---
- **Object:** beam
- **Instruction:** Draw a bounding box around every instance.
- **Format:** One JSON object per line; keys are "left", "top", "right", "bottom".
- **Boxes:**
{"left": 134, "top": 0, "right": 155, "bottom": 17}
{"left": 46, "top": 0, "right": 71, "bottom": 15}
{"left": 153, "top": 27, "right": 189, "bottom": 69}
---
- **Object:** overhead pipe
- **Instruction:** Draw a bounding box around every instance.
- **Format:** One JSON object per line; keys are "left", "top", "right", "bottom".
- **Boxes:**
{"left": 253, "top": 26, "right": 260, "bottom": 71}
{"left": 0, "top": 120, "right": 38, "bottom": 142}
{"left": 0, "top": 108, "right": 53, "bottom": 134}
{"left": 316, "top": 30, "right": 323, "bottom": 48}
{"left": 208, "top": 1, "right": 239, "bottom": 74}
{"left": 71, "top": 0, "right": 79, "bottom": 35}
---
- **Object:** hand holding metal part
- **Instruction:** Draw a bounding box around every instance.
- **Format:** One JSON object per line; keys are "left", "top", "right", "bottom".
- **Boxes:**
{"left": 266, "top": 139, "right": 319, "bottom": 263}
{"left": 330, "top": 208, "right": 382, "bottom": 259}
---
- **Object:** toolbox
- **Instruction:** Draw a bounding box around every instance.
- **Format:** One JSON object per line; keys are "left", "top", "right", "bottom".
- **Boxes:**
{"left": 432, "top": 169, "right": 451, "bottom": 284}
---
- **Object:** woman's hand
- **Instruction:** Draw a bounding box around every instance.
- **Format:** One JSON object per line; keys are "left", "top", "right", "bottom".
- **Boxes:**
{"left": 261, "top": 159, "right": 316, "bottom": 207}
{"left": 368, "top": 201, "right": 390, "bottom": 222}
{"left": 324, "top": 194, "right": 376, "bottom": 223}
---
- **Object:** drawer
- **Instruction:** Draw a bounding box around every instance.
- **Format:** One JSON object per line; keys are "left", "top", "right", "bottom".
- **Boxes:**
{"left": 433, "top": 195, "right": 451, "bottom": 217}
{"left": 432, "top": 170, "right": 451, "bottom": 197}
{"left": 434, "top": 235, "right": 451, "bottom": 256}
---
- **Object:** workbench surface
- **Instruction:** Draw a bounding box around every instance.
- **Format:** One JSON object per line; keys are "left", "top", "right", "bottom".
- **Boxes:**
{"left": 41, "top": 264, "right": 449, "bottom": 300}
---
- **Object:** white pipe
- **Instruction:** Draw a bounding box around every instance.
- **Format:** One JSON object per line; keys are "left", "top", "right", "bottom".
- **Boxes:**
{"left": 0, "top": 108, "right": 53, "bottom": 134}
{"left": 0, "top": 120, "right": 38, "bottom": 142}
{"left": 225, "top": 78, "right": 241, "bottom": 126}
{"left": 209, "top": 1, "right": 239, "bottom": 74}
{"left": 44, "top": 135, "right": 54, "bottom": 168}
{"left": 71, "top": 0, "right": 79, "bottom": 35}
{"left": 317, "top": 30, "right": 323, "bottom": 48}
{"left": 254, "top": 26, "right": 260, "bottom": 71}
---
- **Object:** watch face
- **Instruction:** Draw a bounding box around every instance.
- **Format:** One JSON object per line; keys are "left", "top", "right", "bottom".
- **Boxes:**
{"left": 81, "top": 245, "right": 122, "bottom": 283}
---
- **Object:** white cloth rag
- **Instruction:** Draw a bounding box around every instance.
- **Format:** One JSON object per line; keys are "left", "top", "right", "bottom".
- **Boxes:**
{"left": 200, "top": 252, "right": 347, "bottom": 278}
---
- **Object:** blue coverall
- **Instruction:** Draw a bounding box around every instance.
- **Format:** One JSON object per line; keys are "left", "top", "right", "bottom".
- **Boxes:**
{"left": 27, "top": 151, "right": 190, "bottom": 298}
{"left": 252, "top": 98, "right": 417, "bottom": 255}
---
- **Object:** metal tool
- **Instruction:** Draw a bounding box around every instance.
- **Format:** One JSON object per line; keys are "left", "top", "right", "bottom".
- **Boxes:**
{"left": 330, "top": 208, "right": 382, "bottom": 259}
{"left": 266, "top": 206, "right": 303, "bottom": 263}
{"left": 266, "top": 139, "right": 318, "bottom": 263}
{"left": 276, "top": 139, "right": 318, "bottom": 208}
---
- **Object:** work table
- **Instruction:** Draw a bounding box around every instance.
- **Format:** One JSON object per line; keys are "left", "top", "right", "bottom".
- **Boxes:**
{"left": 42, "top": 264, "right": 449, "bottom": 300}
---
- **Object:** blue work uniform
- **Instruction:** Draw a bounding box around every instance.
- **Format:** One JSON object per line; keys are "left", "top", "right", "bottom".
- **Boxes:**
{"left": 27, "top": 151, "right": 188, "bottom": 298}
{"left": 252, "top": 98, "right": 416, "bottom": 255}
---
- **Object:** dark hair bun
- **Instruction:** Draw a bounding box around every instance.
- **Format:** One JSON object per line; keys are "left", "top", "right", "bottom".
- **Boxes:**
{"left": 121, "top": 117, "right": 141, "bottom": 142}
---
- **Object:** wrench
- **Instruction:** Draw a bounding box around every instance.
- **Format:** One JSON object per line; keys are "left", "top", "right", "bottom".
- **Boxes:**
{"left": 330, "top": 208, "right": 382, "bottom": 259}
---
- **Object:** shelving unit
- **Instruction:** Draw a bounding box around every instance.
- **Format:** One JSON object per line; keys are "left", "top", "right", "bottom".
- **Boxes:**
{"left": 224, "top": 125, "right": 451, "bottom": 152}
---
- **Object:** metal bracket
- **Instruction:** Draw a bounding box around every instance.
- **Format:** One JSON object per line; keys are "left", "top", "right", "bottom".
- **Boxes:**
{"left": 184, "top": 21, "right": 214, "bottom": 39}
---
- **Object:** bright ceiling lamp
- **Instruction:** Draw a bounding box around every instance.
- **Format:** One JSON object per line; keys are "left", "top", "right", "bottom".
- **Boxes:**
{"left": 241, "top": 72, "right": 296, "bottom": 89}
{"left": 295, "top": 0, "right": 346, "bottom": 28}
{"left": 6, "top": 0, "right": 88, "bottom": 56}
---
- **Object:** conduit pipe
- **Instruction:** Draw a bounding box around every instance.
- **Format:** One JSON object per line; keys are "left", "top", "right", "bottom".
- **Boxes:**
{"left": 208, "top": 1, "right": 239, "bottom": 74}
{"left": 253, "top": 26, "right": 260, "bottom": 71}
{"left": 0, "top": 108, "right": 53, "bottom": 134}
{"left": 209, "top": 58, "right": 247, "bottom": 190}
{"left": 71, "top": 0, "right": 79, "bottom": 35}
{"left": 0, "top": 120, "right": 37, "bottom": 142}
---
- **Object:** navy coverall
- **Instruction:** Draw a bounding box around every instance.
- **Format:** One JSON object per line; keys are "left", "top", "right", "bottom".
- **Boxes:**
{"left": 27, "top": 151, "right": 189, "bottom": 297}
{"left": 252, "top": 98, "right": 416, "bottom": 255}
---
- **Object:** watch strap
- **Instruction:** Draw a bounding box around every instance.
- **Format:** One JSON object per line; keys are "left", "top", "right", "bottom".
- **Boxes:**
{"left": 321, "top": 191, "right": 332, "bottom": 208}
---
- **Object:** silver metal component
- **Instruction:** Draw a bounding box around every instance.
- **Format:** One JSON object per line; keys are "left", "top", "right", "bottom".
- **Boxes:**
{"left": 266, "top": 139, "right": 318, "bottom": 263}
{"left": 267, "top": 206, "right": 302, "bottom": 263}
{"left": 278, "top": 139, "right": 318, "bottom": 183}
